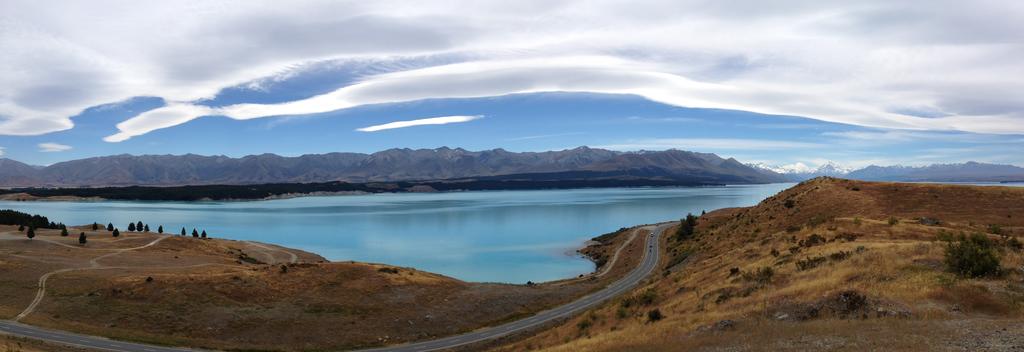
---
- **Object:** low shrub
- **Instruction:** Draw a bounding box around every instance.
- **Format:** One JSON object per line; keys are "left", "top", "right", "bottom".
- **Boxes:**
{"left": 796, "top": 256, "right": 828, "bottom": 271}
{"left": 834, "top": 232, "right": 859, "bottom": 242}
{"left": 828, "top": 250, "right": 852, "bottom": 261}
{"left": 647, "top": 309, "right": 663, "bottom": 322}
{"left": 639, "top": 288, "right": 658, "bottom": 305}
{"left": 616, "top": 306, "right": 628, "bottom": 319}
{"left": 377, "top": 267, "right": 400, "bottom": 274}
{"left": 988, "top": 224, "right": 1004, "bottom": 235}
{"left": 665, "top": 247, "right": 693, "bottom": 269}
{"left": 944, "top": 233, "right": 1001, "bottom": 278}
{"left": 741, "top": 267, "right": 774, "bottom": 286}
{"left": 1005, "top": 236, "right": 1023, "bottom": 251}
{"left": 799, "top": 234, "right": 826, "bottom": 247}
{"left": 621, "top": 288, "right": 658, "bottom": 308}
{"left": 936, "top": 230, "right": 956, "bottom": 242}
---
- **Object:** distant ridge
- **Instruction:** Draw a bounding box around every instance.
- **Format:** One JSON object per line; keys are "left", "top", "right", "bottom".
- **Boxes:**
{"left": 748, "top": 161, "right": 1024, "bottom": 182}
{"left": 0, "top": 147, "right": 788, "bottom": 187}
{"left": 846, "top": 162, "right": 1024, "bottom": 182}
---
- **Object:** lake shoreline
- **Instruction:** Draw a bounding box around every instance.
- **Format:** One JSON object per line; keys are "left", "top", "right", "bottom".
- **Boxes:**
{"left": 0, "top": 178, "right": 731, "bottom": 202}
{"left": 0, "top": 184, "right": 793, "bottom": 283}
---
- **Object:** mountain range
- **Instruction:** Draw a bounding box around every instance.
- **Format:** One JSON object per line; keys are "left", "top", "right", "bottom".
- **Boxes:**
{"left": 750, "top": 161, "right": 1024, "bottom": 182}
{"left": 748, "top": 161, "right": 853, "bottom": 180}
{"left": 0, "top": 147, "right": 788, "bottom": 187}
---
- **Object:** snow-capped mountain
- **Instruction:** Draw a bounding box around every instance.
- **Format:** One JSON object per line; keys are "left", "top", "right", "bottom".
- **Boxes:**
{"left": 749, "top": 160, "right": 1024, "bottom": 182}
{"left": 747, "top": 161, "right": 852, "bottom": 180}
{"left": 814, "top": 161, "right": 854, "bottom": 176}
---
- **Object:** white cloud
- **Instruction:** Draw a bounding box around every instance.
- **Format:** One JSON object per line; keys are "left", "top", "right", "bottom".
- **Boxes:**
{"left": 821, "top": 129, "right": 1024, "bottom": 145}
{"left": 2, "top": 1, "right": 1024, "bottom": 140}
{"left": 107, "top": 55, "right": 1024, "bottom": 141}
{"left": 38, "top": 142, "right": 72, "bottom": 152}
{"left": 355, "top": 115, "right": 482, "bottom": 132}
{"left": 0, "top": 147, "right": 5, "bottom": 156}
{"left": 594, "top": 138, "right": 825, "bottom": 151}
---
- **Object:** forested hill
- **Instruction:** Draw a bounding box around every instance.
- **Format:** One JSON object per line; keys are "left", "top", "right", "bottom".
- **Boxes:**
{"left": 0, "top": 147, "right": 787, "bottom": 187}
{"left": 0, "top": 177, "right": 721, "bottom": 201}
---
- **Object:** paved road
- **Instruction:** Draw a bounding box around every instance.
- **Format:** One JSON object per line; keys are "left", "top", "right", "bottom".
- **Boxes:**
{"left": 0, "top": 224, "right": 668, "bottom": 352}
{"left": 358, "top": 223, "right": 669, "bottom": 352}
{"left": 0, "top": 320, "right": 201, "bottom": 352}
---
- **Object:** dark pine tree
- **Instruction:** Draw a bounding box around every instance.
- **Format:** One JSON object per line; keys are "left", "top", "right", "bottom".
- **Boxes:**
{"left": 92, "top": 222, "right": 99, "bottom": 231}
{"left": 0, "top": 210, "right": 54, "bottom": 229}
{"left": 61, "top": 228, "right": 69, "bottom": 237}
{"left": 201, "top": 230, "right": 207, "bottom": 239}
{"left": 18, "top": 224, "right": 24, "bottom": 232}
{"left": 180, "top": 227, "right": 186, "bottom": 236}
{"left": 137, "top": 221, "right": 144, "bottom": 231}
{"left": 158, "top": 225, "right": 164, "bottom": 234}
{"left": 128, "top": 222, "right": 136, "bottom": 232}
{"left": 676, "top": 213, "right": 698, "bottom": 241}
{"left": 79, "top": 232, "right": 87, "bottom": 245}
{"left": 27, "top": 227, "right": 35, "bottom": 239}
{"left": 192, "top": 228, "right": 199, "bottom": 238}
{"left": 113, "top": 228, "right": 120, "bottom": 238}
{"left": 107, "top": 223, "right": 114, "bottom": 231}
{"left": 144, "top": 224, "right": 150, "bottom": 232}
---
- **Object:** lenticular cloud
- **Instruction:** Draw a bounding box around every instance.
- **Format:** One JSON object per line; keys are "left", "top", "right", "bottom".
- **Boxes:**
{"left": 1, "top": 1, "right": 1021, "bottom": 141}
{"left": 105, "top": 56, "right": 1024, "bottom": 142}
{"left": 356, "top": 115, "right": 484, "bottom": 132}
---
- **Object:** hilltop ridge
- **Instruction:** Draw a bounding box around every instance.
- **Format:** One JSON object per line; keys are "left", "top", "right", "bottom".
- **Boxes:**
{"left": 498, "top": 178, "right": 1024, "bottom": 351}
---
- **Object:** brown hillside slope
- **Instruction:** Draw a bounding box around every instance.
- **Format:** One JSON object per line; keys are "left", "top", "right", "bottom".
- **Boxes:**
{"left": 496, "top": 178, "right": 1024, "bottom": 351}
{"left": 2, "top": 220, "right": 647, "bottom": 349}
{"left": 0, "top": 223, "right": 642, "bottom": 351}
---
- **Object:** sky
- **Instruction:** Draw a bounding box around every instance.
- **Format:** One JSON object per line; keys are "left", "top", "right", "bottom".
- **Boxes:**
{"left": 1, "top": 0, "right": 1022, "bottom": 168}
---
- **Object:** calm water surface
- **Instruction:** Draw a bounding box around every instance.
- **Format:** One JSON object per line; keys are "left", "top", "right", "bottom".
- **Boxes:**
{"left": 0, "top": 185, "right": 793, "bottom": 283}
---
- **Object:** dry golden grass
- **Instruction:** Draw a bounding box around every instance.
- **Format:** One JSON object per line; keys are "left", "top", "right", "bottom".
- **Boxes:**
{"left": 0, "top": 334, "right": 90, "bottom": 352}
{"left": 496, "top": 178, "right": 1024, "bottom": 352}
{"left": 1, "top": 222, "right": 645, "bottom": 351}
{"left": 535, "top": 317, "right": 1024, "bottom": 352}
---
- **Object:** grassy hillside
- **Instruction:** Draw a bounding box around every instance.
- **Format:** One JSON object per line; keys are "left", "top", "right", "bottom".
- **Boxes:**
{"left": 0, "top": 223, "right": 643, "bottom": 351}
{"left": 496, "top": 178, "right": 1024, "bottom": 351}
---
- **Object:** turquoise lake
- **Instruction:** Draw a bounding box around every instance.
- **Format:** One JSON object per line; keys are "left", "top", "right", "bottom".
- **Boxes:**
{"left": 0, "top": 184, "right": 793, "bottom": 283}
